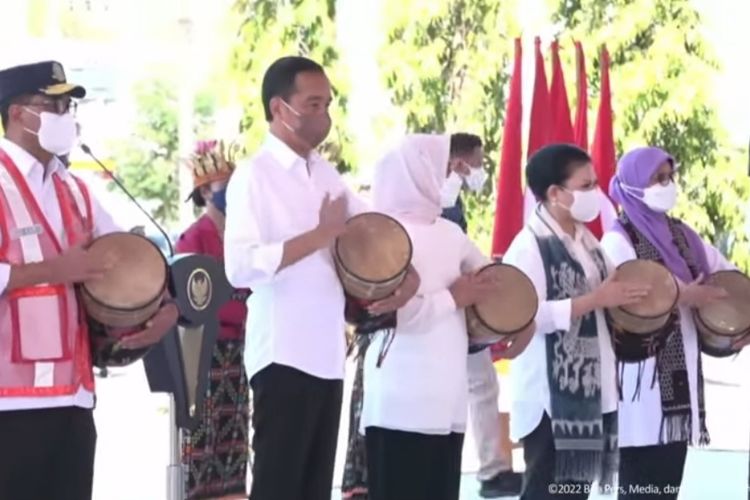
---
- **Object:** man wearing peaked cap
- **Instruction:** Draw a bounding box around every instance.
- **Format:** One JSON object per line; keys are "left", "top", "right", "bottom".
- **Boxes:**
{"left": 0, "top": 61, "right": 178, "bottom": 499}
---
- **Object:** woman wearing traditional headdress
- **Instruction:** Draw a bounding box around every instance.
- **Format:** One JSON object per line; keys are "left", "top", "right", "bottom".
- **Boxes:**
{"left": 177, "top": 140, "right": 250, "bottom": 500}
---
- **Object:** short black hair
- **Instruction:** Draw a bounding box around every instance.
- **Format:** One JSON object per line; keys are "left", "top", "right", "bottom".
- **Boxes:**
{"left": 0, "top": 103, "right": 9, "bottom": 130}
{"left": 189, "top": 187, "right": 207, "bottom": 208}
{"left": 261, "top": 56, "right": 325, "bottom": 122}
{"left": 526, "top": 144, "right": 592, "bottom": 201}
{"left": 449, "top": 133, "right": 482, "bottom": 156}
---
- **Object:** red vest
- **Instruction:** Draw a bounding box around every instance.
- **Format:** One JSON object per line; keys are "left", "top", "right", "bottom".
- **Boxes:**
{"left": 0, "top": 148, "right": 95, "bottom": 397}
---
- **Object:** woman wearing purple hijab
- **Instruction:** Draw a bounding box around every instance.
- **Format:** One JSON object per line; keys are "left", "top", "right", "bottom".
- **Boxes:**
{"left": 601, "top": 146, "right": 740, "bottom": 499}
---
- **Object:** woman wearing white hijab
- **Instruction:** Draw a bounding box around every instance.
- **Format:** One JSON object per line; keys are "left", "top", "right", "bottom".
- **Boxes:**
{"left": 360, "top": 134, "right": 532, "bottom": 500}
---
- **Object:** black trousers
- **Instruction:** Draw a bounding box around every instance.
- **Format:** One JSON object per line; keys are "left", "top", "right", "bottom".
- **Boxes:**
{"left": 618, "top": 442, "right": 688, "bottom": 500}
{"left": 521, "top": 414, "right": 592, "bottom": 500}
{"left": 249, "top": 363, "right": 343, "bottom": 500}
{"left": 0, "top": 406, "right": 97, "bottom": 500}
{"left": 365, "top": 426, "right": 464, "bottom": 500}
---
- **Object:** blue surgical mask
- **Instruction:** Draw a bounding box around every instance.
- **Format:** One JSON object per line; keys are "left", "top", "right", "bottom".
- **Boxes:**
{"left": 211, "top": 188, "right": 227, "bottom": 214}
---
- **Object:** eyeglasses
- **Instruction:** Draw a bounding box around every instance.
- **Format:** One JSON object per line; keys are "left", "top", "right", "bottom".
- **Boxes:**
{"left": 21, "top": 97, "right": 78, "bottom": 115}
{"left": 652, "top": 171, "right": 676, "bottom": 185}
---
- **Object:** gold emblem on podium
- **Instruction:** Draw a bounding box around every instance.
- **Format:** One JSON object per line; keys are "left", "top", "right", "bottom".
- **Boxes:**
{"left": 187, "top": 268, "right": 212, "bottom": 311}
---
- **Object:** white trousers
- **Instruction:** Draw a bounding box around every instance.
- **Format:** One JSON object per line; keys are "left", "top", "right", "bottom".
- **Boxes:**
{"left": 467, "top": 348, "right": 512, "bottom": 480}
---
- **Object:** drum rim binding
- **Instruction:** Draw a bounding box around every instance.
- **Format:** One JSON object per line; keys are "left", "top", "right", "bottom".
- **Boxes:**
{"left": 696, "top": 314, "right": 747, "bottom": 358}
{"left": 334, "top": 212, "right": 414, "bottom": 286}
{"left": 695, "top": 269, "right": 750, "bottom": 337}
{"left": 80, "top": 232, "right": 169, "bottom": 313}
{"left": 468, "top": 262, "right": 538, "bottom": 337}
{"left": 614, "top": 260, "right": 679, "bottom": 320}
{"left": 693, "top": 306, "right": 750, "bottom": 340}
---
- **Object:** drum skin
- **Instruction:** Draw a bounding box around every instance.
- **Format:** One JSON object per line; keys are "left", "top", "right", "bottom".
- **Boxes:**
{"left": 80, "top": 232, "right": 168, "bottom": 329}
{"left": 607, "top": 259, "right": 678, "bottom": 362}
{"left": 466, "top": 263, "right": 537, "bottom": 347}
{"left": 334, "top": 212, "right": 413, "bottom": 301}
{"left": 695, "top": 270, "right": 750, "bottom": 357}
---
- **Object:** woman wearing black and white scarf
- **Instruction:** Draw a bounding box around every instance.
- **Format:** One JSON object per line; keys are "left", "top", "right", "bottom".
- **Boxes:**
{"left": 504, "top": 144, "right": 650, "bottom": 499}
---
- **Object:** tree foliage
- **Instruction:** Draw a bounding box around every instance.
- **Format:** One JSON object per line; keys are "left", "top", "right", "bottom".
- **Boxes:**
{"left": 231, "top": 0, "right": 355, "bottom": 173}
{"left": 378, "top": 0, "right": 520, "bottom": 251}
{"left": 550, "top": 0, "right": 750, "bottom": 269}
{"left": 113, "top": 78, "right": 214, "bottom": 224}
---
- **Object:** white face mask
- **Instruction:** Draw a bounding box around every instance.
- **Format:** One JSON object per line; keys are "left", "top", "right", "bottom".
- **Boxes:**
{"left": 560, "top": 187, "right": 601, "bottom": 223}
{"left": 24, "top": 109, "right": 78, "bottom": 155}
{"left": 640, "top": 182, "right": 677, "bottom": 213}
{"left": 465, "top": 167, "right": 488, "bottom": 192}
{"left": 440, "top": 172, "right": 463, "bottom": 208}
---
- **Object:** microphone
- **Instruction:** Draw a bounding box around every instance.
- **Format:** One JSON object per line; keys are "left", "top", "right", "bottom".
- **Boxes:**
{"left": 80, "top": 143, "right": 175, "bottom": 257}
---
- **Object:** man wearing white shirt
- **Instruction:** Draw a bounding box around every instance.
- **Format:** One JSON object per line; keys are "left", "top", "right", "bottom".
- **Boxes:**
{"left": 0, "top": 61, "right": 178, "bottom": 500}
{"left": 224, "top": 56, "right": 417, "bottom": 500}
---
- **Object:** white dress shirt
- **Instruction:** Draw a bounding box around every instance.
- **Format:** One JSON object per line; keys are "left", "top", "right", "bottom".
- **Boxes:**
{"left": 502, "top": 215, "right": 618, "bottom": 442}
{"left": 600, "top": 230, "right": 734, "bottom": 447}
{"left": 0, "top": 137, "right": 121, "bottom": 411}
{"left": 360, "top": 217, "right": 489, "bottom": 435}
{"left": 224, "top": 133, "right": 368, "bottom": 382}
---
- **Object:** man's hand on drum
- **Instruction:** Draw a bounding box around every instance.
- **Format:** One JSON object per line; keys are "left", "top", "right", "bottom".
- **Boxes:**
{"left": 117, "top": 300, "right": 179, "bottom": 350}
{"left": 367, "top": 265, "right": 421, "bottom": 315}
{"left": 678, "top": 274, "right": 728, "bottom": 308}
{"left": 316, "top": 193, "right": 348, "bottom": 244}
{"left": 448, "top": 273, "right": 497, "bottom": 309}
{"left": 593, "top": 274, "right": 651, "bottom": 308}
{"left": 51, "top": 245, "right": 114, "bottom": 283}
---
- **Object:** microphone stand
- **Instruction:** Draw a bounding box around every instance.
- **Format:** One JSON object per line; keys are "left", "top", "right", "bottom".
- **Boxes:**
{"left": 80, "top": 144, "right": 184, "bottom": 499}
{"left": 80, "top": 144, "right": 175, "bottom": 258}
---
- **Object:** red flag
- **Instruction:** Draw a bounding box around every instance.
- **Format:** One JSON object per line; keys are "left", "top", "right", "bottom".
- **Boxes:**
{"left": 573, "top": 41, "right": 588, "bottom": 150}
{"left": 527, "top": 37, "right": 550, "bottom": 157}
{"left": 491, "top": 38, "right": 524, "bottom": 258}
{"left": 523, "top": 37, "right": 551, "bottom": 221}
{"left": 549, "top": 40, "right": 574, "bottom": 144}
{"left": 589, "top": 46, "right": 617, "bottom": 237}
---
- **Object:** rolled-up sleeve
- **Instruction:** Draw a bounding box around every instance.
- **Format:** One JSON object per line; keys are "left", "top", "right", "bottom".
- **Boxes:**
{"left": 223, "top": 164, "right": 284, "bottom": 289}
{"left": 503, "top": 229, "right": 572, "bottom": 335}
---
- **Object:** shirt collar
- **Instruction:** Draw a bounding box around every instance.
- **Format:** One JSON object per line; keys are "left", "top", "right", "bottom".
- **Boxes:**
{"left": 0, "top": 137, "right": 67, "bottom": 179}
{"left": 263, "top": 132, "right": 320, "bottom": 171}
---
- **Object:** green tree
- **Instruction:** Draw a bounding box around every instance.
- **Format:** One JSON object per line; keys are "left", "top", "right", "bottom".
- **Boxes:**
{"left": 230, "top": 0, "right": 355, "bottom": 173}
{"left": 378, "top": 0, "right": 520, "bottom": 252}
{"left": 550, "top": 0, "right": 750, "bottom": 270}
{"left": 112, "top": 78, "right": 214, "bottom": 225}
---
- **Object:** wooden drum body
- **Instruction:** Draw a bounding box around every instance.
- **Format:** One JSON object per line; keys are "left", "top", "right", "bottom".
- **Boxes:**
{"left": 334, "top": 212, "right": 413, "bottom": 302}
{"left": 607, "top": 259, "right": 678, "bottom": 362}
{"left": 81, "top": 232, "right": 168, "bottom": 328}
{"left": 695, "top": 270, "right": 750, "bottom": 357}
{"left": 466, "top": 263, "right": 538, "bottom": 348}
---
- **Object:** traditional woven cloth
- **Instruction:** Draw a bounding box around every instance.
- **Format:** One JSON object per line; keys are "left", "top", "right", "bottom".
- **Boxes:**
{"left": 529, "top": 208, "right": 618, "bottom": 484}
{"left": 615, "top": 214, "right": 709, "bottom": 445}
{"left": 182, "top": 339, "right": 251, "bottom": 500}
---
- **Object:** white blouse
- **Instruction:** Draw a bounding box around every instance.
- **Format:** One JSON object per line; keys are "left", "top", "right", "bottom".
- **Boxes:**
{"left": 600, "top": 230, "right": 734, "bottom": 448}
{"left": 360, "top": 217, "right": 488, "bottom": 435}
{"left": 502, "top": 215, "right": 618, "bottom": 443}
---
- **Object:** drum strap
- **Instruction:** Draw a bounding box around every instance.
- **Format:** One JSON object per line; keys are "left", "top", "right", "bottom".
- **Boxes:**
{"left": 618, "top": 214, "right": 709, "bottom": 446}
{"left": 343, "top": 292, "right": 396, "bottom": 367}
